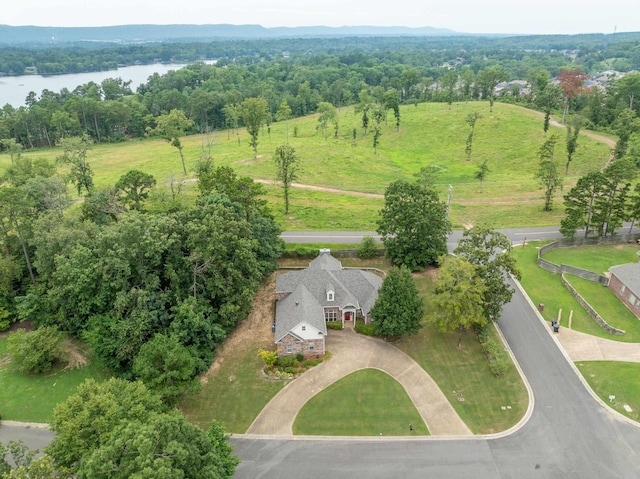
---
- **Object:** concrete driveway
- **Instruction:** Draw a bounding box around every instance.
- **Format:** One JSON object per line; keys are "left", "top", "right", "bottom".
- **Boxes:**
{"left": 246, "top": 327, "right": 471, "bottom": 436}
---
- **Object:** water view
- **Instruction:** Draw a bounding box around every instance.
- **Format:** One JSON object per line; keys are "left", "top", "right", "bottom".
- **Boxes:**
{"left": 0, "top": 62, "right": 208, "bottom": 108}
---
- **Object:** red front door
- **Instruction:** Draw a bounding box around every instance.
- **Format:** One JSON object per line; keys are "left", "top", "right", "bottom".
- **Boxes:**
{"left": 345, "top": 312, "right": 352, "bottom": 321}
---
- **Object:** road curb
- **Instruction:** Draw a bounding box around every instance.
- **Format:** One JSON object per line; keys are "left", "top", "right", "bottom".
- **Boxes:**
{"left": 1, "top": 421, "right": 50, "bottom": 429}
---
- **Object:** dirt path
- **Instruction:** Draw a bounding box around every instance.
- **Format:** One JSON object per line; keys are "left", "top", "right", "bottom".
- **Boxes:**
{"left": 254, "top": 179, "right": 384, "bottom": 199}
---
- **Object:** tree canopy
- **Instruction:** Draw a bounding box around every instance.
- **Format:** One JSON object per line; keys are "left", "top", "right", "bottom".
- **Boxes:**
{"left": 377, "top": 179, "right": 450, "bottom": 271}
{"left": 371, "top": 266, "right": 424, "bottom": 337}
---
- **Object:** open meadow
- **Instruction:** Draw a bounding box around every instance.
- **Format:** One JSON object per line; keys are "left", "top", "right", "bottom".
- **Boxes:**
{"left": 1, "top": 101, "right": 612, "bottom": 230}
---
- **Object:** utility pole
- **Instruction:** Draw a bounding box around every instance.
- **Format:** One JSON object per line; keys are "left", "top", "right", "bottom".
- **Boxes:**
{"left": 446, "top": 184, "right": 453, "bottom": 219}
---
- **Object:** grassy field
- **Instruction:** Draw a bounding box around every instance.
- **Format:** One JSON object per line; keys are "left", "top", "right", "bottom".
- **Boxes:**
{"left": 2, "top": 102, "right": 612, "bottom": 230}
{"left": 0, "top": 337, "right": 109, "bottom": 423}
{"left": 512, "top": 242, "right": 640, "bottom": 341}
{"left": 293, "top": 369, "right": 430, "bottom": 436}
{"left": 577, "top": 361, "right": 640, "bottom": 422}
{"left": 397, "top": 270, "right": 528, "bottom": 434}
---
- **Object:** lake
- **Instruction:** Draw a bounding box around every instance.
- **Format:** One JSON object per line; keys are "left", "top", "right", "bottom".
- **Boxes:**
{"left": 0, "top": 62, "right": 212, "bottom": 108}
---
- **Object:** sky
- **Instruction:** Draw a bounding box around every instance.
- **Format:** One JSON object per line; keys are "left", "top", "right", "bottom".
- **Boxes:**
{"left": 2, "top": 0, "right": 639, "bottom": 35}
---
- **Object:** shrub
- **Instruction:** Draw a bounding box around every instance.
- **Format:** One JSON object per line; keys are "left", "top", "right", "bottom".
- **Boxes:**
{"left": 7, "top": 327, "right": 65, "bottom": 373}
{"left": 277, "top": 355, "right": 297, "bottom": 368}
{"left": 302, "top": 359, "right": 322, "bottom": 368}
{"left": 284, "top": 367, "right": 298, "bottom": 375}
{"left": 358, "top": 236, "right": 378, "bottom": 259}
{"left": 282, "top": 246, "right": 318, "bottom": 258}
{"left": 257, "top": 349, "right": 278, "bottom": 367}
{"left": 295, "top": 353, "right": 304, "bottom": 362}
{"left": 326, "top": 321, "right": 343, "bottom": 330}
{"left": 477, "top": 327, "right": 510, "bottom": 377}
{"left": 355, "top": 320, "right": 376, "bottom": 336}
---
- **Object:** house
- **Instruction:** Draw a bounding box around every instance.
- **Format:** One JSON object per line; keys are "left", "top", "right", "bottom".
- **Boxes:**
{"left": 274, "top": 249, "right": 382, "bottom": 356}
{"left": 608, "top": 259, "right": 640, "bottom": 319}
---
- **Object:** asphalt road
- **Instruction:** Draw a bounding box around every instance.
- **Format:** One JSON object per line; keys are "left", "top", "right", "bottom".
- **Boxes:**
{"left": 282, "top": 226, "right": 568, "bottom": 249}
{"left": 231, "top": 281, "right": 640, "bottom": 478}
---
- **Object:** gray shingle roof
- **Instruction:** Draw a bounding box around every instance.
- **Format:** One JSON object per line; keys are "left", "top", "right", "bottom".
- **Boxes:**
{"left": 275, "top": 286, "right": 326, "bottom": 342}
{"left": 275, "top": 254, "right": 382, "bottom": 338}
{"left": 610, "top": 263, "right": 640, "bottom": 297}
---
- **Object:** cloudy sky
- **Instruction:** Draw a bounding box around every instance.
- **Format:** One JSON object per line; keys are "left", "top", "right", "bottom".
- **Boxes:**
{"left": 3, "top": 0, "right": 639, "bottom": 35}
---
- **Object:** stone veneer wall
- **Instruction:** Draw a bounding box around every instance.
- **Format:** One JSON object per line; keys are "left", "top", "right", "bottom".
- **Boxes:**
{"left": 561, "top": 273, "right": 625, "bottom": 335}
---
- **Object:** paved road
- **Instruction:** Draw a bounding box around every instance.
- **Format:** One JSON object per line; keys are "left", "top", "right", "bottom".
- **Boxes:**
{"left": 282, "top": 226, "right": 573, "bottom": 247}
{"left": 0, "top": 423, "right": 54, "bottom": 453}
{"left": 231, "top": 280, "right": 640, "bottom": 478}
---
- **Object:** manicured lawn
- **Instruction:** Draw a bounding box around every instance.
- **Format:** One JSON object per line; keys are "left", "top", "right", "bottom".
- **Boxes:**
{"left": 576, "top": 361, "right": 640, "bottom": 422}
{"left": 397, "top": 270, "right": 528, "bottom": 434}
{"left": 0, "top": 337, "right": 109, "bottom": 423}
{"left": 566, "top": 276, "right": 640, "bottom": 341}
{"left": 543, "top": 244, "right": 639, "bottom": 275}
{"left": 511, "top": 242, "right": 640, "bottom": 342}
{"left": 2, "top": 102, "right": 611, "bottom": 231}
{"left": 293, "top": 369, "right": 429, "bottom": 436}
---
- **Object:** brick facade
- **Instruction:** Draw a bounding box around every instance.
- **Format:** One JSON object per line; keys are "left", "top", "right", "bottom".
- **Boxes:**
{"left": 277, "top": 333, "right": 326, "bottom": 358}
{"left": 608, "top": 273, "right": 640, "bottom": 319}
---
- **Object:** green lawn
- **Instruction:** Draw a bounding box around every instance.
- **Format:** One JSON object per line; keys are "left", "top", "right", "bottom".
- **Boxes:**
{"left": 293, "top": 369, "right": 429, "bottom": 436}
{"left": 0, "top": 337, "right": 109, "bottom": 423}
{"left": 543, "top": 244, "right": 639, "bottom": 275}
{"left": 2, "top": 102, "right": 612, "bottom": 231}
{"left": 397, "top": 270, "right": 528, "bottom": 434}
{"left": 576, "top": 361, "right": 640, "bottom": 422}
{"left": 566, "top": 276, "right": 640, "bottom": 341}
{"left": 511, "top": 242, "right": 640, "bottom": 342}
{"left": 180, "top": 345, "right": 285, "bottom": 433}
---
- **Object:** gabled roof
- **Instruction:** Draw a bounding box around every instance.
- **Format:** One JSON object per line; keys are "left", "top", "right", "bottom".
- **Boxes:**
{"left": 276, "top": 253, "right": 382, "bottom": 321}
{"left": 275, "top": 286, "right": 326, "bottom": 342}
{"left": 610, "top": 263, "right": 640, "bottom": 297}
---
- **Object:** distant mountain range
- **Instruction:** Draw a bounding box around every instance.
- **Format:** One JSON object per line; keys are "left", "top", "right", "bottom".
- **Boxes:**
{"left": 0, "top": 24, "right": 463, "bottom": 45}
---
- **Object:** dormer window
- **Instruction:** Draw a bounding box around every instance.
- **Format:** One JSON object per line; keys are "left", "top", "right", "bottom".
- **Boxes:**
{"left": 327, "top": 291, "right": 334, "bottom": 302}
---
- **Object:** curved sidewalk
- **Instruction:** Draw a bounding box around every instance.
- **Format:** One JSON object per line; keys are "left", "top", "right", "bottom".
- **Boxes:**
{"left": 246, "top": 328, "right": 471, "bottom": 436}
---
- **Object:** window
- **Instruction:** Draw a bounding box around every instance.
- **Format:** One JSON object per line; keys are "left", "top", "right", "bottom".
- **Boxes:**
{"left": 286, "top": 345, "right": 293, "bottom": 353}
{"left": 629, "top": 294, "right": 636, "bottom": 306}
{"left": 327, "top": 291, "right": 334, "bottom": 302}
{"left": 301, "top": 325, "right": 306, "bottom": 331}
{"left": 309, "top": 342, "right": 315, "bottom": 350}
{"left": 621, "top": 285, "right": 626, "bottom": 294}
{"left": 325, "top": 309, "right": 337, "bottom": 321}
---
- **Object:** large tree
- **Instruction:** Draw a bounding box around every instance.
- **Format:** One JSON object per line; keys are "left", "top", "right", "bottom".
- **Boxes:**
{"left": 371, "top": 266, "right": 423, "bottom": 337}
{"left": 273, "top": 144, "right": 299, "bottom": 214}
{"left": 150, "top": 109, "right": 194, "bottom": 175}
{"left": 133, "top": 333, "right": 199, "bottom": 406}
{"left": 535, "top": 134, "right": 562, "bottom": 211}
{"left": 240, "top": 97, "right": 268, "bottom": 159}
{"left": 432, "top": 255, "right": 487, "bottom": 348}
{"left": 114, "top": 169, "right": 156, "bottom": 211}
{"left": 557, "top": 68, "right": 587, "bottom": 124}
{"left": 377, "top": 179, "right": 450, "bottom": 271}
{"left": 454, "top": 225, "right": 521, "bottom": 322}
{"left": 47, "top": 378, "right": 237, "bottom": 478}
{"left": 55, "top": 135, "right": 94, "bottom": 195}
{"left": 476, "top": 66, "right": 507, "bottom": 112}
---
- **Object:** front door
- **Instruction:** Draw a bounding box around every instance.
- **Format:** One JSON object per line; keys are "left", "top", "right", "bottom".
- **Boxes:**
{"left": 345, "top": 312, "right": 352, "bottom": 321}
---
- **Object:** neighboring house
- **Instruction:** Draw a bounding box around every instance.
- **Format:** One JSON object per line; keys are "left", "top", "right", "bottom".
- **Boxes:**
{"left": 609, "top": 260, "right": 640, "bottom": 319}
{"left": 274, "top": 250, "right": 382, "bottom": 357}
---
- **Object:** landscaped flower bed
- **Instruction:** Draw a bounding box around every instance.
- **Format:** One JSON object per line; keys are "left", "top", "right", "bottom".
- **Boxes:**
{"left": 258, "top": 350, "right": 324, "bottom": 380}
